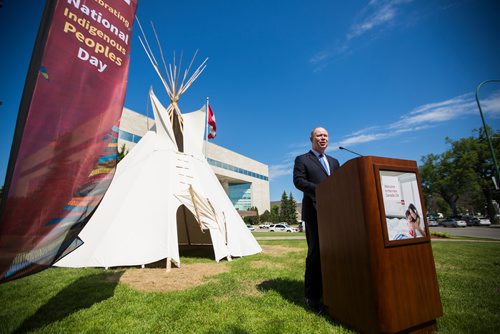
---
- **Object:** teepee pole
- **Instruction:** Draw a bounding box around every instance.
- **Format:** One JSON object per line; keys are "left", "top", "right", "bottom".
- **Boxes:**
{"left": 136, "top": 17, "right": 158, "bottom": 67}
{"left": 179, "top": 49, "right": 198, "bottom": 92}
{"left": 189, "top": 185, "right": 204, "bottom": 233}
{"left": 166, "top": 257, "right": 172, "bottom": 272}
{"left": 150, "top": 21, "right": 170, "bottom": 86}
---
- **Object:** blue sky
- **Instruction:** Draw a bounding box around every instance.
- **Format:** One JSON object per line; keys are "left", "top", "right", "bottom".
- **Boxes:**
{"left": 1, "top": 0, "right": 499, "bottom": 202}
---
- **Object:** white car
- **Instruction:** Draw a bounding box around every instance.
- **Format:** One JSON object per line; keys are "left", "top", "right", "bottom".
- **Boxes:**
{"left": 472, "top": 217, "right": 491, "bottom": 226}
{"left": 427, "top": 219, "right": 439, "bottom": 227}
{"left": 246, "top": 224, "right": 255, "bottom": 231}
{"left": 441, "top": 218, "right": 466, "bottom": 228}
{"left": 269, "top": 223, "right": 296, "bottom": 232}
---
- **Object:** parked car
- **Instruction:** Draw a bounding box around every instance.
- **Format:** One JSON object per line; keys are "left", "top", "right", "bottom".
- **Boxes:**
{"left": 427, "top": 219, "right": 439, "bottom": 227}
{"left": 259, "top": 224, "right": 270, "bottom": 229}
{"left": 449, "top": 215, "right": 473, "bottom": 226}
{"left": 472, "top": 217, "right": 491, "bottom": 226}
{"left": 462, "top": 215, "right": 475, "bottom": 226}
{"left": 269, "top": 223, "right": 296, "bottom": 232}
{"left": 246, "top": 224, "right": 255, "bottom": 231}
{"left": 298, "top": 221, "right": 306, "bottom": 232}
{"left": 441, "top": 218, "right": 466, "bottom": 228}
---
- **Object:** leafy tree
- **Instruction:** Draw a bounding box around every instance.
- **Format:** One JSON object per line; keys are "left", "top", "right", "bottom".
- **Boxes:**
{"left": 243, "top": 215, "right": 258, "bottom": 225}
{"left": 250, "top": 206, "right": 260, "bottom": 224}
{"left": 420, "top": 127, "right": 499, "bottom": 220}
{"left": 117, "top": 143, "right": 129, "bottom": 163}
{"left": 243, "top": 207, "right": 259, "bottom": 225}
{"left": 472, "top": 127, "right": 500, "bottom": 220}
{"left": 420, "top": 141, "right": 477, "bottom": 216}
{"left": 260, "top": 210, "right": 271, "bottom": 223}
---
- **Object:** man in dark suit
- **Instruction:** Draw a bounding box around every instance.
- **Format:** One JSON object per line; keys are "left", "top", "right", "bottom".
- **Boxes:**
{"left": 293, "top": 127, "right": 340, "bottom": 315}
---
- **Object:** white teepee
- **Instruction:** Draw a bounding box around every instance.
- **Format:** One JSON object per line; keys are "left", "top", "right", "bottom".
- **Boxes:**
{"left": 55, "top": 24, "right": 261, "bottom": 268}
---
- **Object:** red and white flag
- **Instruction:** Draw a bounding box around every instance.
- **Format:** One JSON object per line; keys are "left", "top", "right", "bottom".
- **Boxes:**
{"left": 207, "top": 104, "right": 216, "bottom": 139}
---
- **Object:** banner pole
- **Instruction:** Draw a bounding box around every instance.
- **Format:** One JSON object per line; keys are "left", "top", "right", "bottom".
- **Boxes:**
{"left": 205, "top": 96, "right": 209, "bottom": 157}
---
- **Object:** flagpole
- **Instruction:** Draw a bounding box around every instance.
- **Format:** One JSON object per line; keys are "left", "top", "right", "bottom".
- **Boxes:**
{"left": 205, "top": 96, "right": 209, "bottom": 157}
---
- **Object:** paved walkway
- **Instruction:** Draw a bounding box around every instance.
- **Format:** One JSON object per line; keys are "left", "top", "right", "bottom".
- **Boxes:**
{"left": 255, "top": 236, "right": 305, "bottom": 240}
{"left": 255, "top": 236, "right": 500, "bottom": 242}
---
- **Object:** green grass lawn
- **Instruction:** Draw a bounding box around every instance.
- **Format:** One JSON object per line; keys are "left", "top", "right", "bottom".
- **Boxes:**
{"left": 0, "top": 239, "right": 499, "bottom": 333}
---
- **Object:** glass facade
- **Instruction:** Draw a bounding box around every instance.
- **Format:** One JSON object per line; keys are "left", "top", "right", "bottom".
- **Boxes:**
{"left": 206, "top": 158, "right": 268, "bottom": 181}
{"left": 118, "top": 129, "right": 142, "bottom": 143}
{"left": 118, "top": 129, "right": 269, "bottom": 181}
{"left": 228, "top": 183, "right": 252, "bottom": 210}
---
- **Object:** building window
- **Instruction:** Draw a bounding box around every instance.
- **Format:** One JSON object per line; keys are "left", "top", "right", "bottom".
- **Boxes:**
{"left": 117, "top": 138, "right": 269, "bottom": 181}
{"left": 119, "top": 129, "right": 141, "bottom": 143}
{"left": 228, "top": 183, "right": 252, "bottom": 210}
{"left": 206, "top": 158, "right": 268, "bottom": 181}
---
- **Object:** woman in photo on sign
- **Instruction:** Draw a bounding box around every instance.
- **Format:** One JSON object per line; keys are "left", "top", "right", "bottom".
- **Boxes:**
{"left": 405, "top": 203, "right": 426, "bottom": 237}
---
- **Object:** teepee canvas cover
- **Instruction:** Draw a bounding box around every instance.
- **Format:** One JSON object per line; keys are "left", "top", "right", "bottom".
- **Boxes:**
{"left": 57, "top": 25, "right": 261, "bottom": 268}
{"left": 56, "top": 88, "right": 262, "bottom": 268}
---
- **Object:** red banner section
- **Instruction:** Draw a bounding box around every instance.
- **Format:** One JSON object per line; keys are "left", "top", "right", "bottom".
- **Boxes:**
{"left": 0, "top": 0, "right": 138, "bottom": 282}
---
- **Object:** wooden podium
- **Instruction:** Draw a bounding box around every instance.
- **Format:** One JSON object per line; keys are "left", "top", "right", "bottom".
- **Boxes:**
{"left": 316, "top": 156, "right": 442, "bottom": 333}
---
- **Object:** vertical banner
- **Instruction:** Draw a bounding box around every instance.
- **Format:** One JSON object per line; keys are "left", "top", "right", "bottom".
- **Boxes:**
{"left": 0, "top": 0, "right": 138, "bottom": 282}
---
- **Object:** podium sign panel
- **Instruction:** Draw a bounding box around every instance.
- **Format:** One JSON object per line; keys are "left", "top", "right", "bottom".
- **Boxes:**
{"left": 316, "top": 156, "right": 442, "bottom": 334}
{"left": 375, "top": 166, "right": 430, "bottom": 247}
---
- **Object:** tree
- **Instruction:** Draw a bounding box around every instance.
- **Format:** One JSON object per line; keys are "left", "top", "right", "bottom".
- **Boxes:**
{"left": 279, "top": 191, "right": 289, "bottom": 223}
{"left": 471, "top": 127, "right": 500, "bottom": 220}
{"left": 288, "top": 192, "right": 298, "bottom": 224}
{"left": 270, "top": 204, "right": 280, "bottom": 223}
{"left": 420, "top": 127, "right": 499, "bottom": 220}
{"left": 278, "top": 191, "right": 298, "bottom": 224}
{"left": 421, "top": 142, "right": 477, "bottom": 216}
{"left": 243, "top": 215, "right": 258, "bottom": 225}
{"left": 117, "top": 143, "right": 129, "bottom": 163}
{"left": 260, "top": 210, "right": 271, "bottom": 223}
{"left": 250, "top": 206, "right": 260, "bottom": 224}
{"left": 243, "top": 206, "right": 259, "bottom": 225}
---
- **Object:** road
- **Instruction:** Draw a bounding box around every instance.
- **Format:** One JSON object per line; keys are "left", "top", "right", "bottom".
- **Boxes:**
{"left": 253, "top": 226, "right": 500, "bottom": 240}
{"left": 429, "top": 226, "right": 500, "bottom": 240}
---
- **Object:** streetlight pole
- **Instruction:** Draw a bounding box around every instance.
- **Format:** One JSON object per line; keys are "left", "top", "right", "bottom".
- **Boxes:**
{"left": 475, "top": 79, "right": 500, "bottom": 189}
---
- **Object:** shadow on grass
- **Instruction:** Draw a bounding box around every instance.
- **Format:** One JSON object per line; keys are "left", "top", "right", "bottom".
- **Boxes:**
{"left": 14, "top": 271, "right": 124, "bottom": 333}
{"left": 257, "top": 278, "right": 346, "bottom": 326}
{"left": 257, "top": 278, "right": 304, "bottom": 305}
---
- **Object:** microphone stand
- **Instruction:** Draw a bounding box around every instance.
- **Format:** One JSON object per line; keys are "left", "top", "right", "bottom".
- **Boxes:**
{"left": 339, "top": 146, "right": 363, "bottom": 157}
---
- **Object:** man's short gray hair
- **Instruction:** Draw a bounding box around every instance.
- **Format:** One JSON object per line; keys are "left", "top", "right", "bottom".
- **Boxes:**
{"left": 310, "top": 127, "right": 327, "bottom": 137}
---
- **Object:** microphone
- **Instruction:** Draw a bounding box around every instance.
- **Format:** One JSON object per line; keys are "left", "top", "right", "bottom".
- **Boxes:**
{"left": 339, "top": 146, "right": 363, "bottom": 157}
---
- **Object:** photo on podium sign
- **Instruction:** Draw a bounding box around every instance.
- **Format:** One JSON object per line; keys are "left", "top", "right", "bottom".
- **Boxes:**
{"left": 374, "top": 165, "right": 431, "bottom": 247}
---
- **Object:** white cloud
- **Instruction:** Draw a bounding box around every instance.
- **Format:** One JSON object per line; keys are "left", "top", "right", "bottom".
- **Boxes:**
{"left": 339, "top": 133, "right": 392, "bottom": 146}
{"left": 390, "top": 92, "right": 500, "bottom": 130}
{"left": 334, "top": 90, "right": 500, "bottom": 149}
{"left": 347, "top": 1, "right": 398, "bottom": 40}
{"left": 270, "top": 90, "right": 500, "bottom": 181}
{"left": 482, "top": 90, "right": 500, "bottom": 118}
{"left": 269, "top": 163, "right": 293, "bottom": 180}
{"left": 311, "top": 0, "right": 413, "bottom": 70}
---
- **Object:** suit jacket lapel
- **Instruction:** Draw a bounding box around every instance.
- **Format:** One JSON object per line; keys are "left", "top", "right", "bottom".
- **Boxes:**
{"left": 327, "top": 156, "right": 336, "bottom": 171}
{"left": 308, "top": 150, "right": 329, "bottom": 176}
